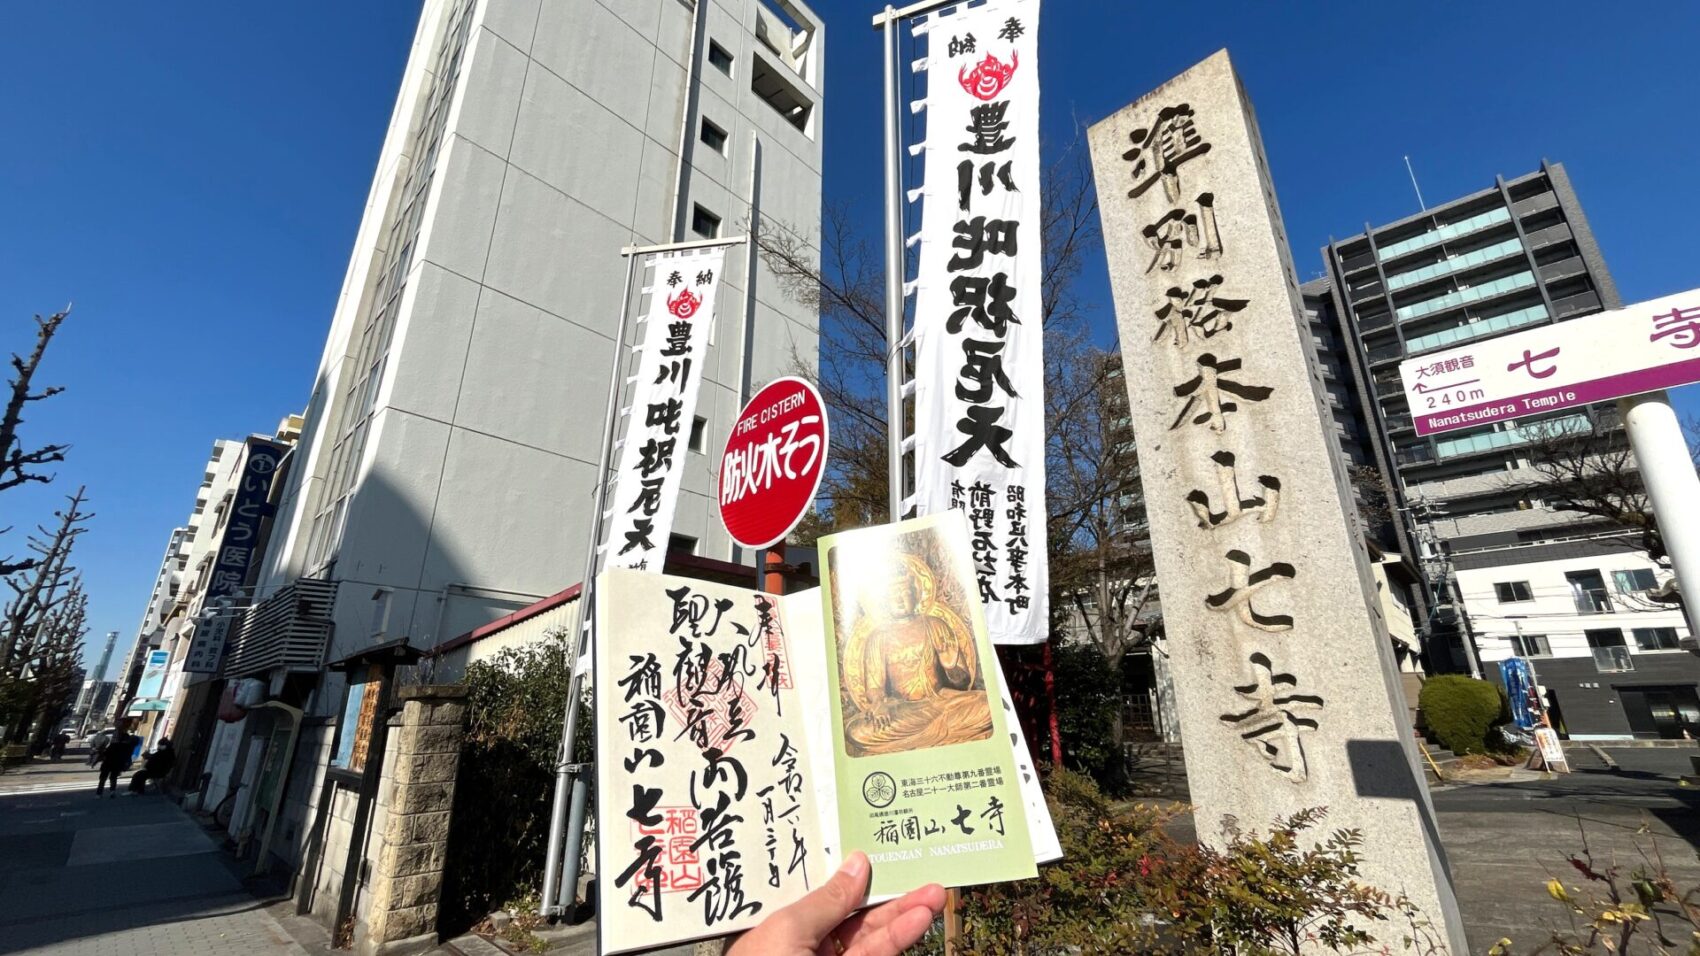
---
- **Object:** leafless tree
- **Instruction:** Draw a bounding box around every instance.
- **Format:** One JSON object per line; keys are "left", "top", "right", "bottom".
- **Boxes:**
{"left": 1047, "top": 341, "right": 1161, "bottom": 676}
{"left": 13, "top": 579, "right": 88, "bottom": 748}
{"left": 1, "top": 487, "right": 91, "bottom": 740}
{"left": 754, "top": 136, "right": 1104, "bottom": 537}
{"left": 1501, "top": 413, "right": 1693, "bottom": 567}
{"left": 2, "top": 309, "right": 72, "bottom": 575}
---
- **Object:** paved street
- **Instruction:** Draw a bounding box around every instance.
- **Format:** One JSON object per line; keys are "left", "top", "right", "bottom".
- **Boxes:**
{"left": 1434, "top": 747, "right": 1700, "bottom": 950}
{"left": 3, "top": 744, "right": 1696, "bottom": 954}
{"left": 0, "top": 753, "right": 309, "bottom": 956}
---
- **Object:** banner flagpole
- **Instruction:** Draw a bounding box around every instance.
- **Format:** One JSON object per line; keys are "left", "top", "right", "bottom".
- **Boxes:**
{"left": 541, "top": 234, "right": 748, "bottom": 920}
{"left": 880, "top": 3, "right": 906, "bottom": 523}
{"left": 540, "top": 250, "right": 637, "bottom": 920}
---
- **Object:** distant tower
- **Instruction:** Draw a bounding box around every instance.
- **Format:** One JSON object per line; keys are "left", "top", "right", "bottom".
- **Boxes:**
{"left": 92, "top": 630, "right": 118, "bottom": 682}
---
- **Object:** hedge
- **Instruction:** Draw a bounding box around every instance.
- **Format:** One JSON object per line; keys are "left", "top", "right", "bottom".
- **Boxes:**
{"left": 1417, "top": 674, "right": 1504, "bottom": 755}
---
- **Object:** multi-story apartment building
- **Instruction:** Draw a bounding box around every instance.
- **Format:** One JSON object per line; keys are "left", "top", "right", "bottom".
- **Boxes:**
{"left": 1301, "top": 280, "right": 1425, "bottom": 671}
{"left": 108, "top": 531, "right": 186, "bottom": 729}
{"left": 1318, "top": 162, "right": 1695, "bottom": 737}
{"left": 194, "top": 0, "right": 826, "bottom": 930}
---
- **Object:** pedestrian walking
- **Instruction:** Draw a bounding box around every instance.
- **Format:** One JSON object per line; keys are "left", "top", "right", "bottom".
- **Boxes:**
{"left": 49, "top": 731, "right": 70, "bottom": 761}
{"left": 96, "top": 727, "right": 135, "bottom": 798}
{"left": 86, "top": 729, "right": 111, "bottom": 768}
{"left": 128, "top": 738, "right": 175, "bottom": 794}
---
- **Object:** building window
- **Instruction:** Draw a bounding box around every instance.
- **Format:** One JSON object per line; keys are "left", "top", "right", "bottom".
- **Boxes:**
{"left": 691, "top": 204, "right": 721, "bottom": 239}
{"left": 1613, "top": 569, "right": 1658, "bottom": 593}
{"left": 700, "top": 118, "right": 728, "bottom": 154}
{"left": 1510, "top": 633, "right": 1551, "bottom": 657}
{"left": 1494, "top": 581, "right": 1533, "bottom": 603}
{"left": 1566, "top": 569, "right": 1613, "bottom": 614}
{"left": 1587, "top": 628, "right": 1633, "bottom": 673}
{"left": 1633, "top": 627, "right": 1681, "bottom": 651}
{"left": 669, "top": 534, "right": 698, "bottom": 555}
{"left": 689, "top": 416, "right": 708, "bottom": 453}
{"left": 707, "top": 40, "right": 734, "bottom": 76}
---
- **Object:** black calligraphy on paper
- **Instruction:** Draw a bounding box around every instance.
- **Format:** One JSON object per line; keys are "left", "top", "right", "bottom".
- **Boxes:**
{"left": 756, "top": 732, "right": 810, "bottom": 891}
{"left": 615, "top": 652, "right": 672, "bottom": 921}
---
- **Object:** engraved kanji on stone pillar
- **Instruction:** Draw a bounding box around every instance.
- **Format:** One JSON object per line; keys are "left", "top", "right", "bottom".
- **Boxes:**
{"left": 1219, "top": 653, "right": 1323, "bottom": 781}
{"left": 1186, "top": 451, "right": 1280, "bottom": 529}
{"left": 1204, "top": 550, "right": 1294, "bottom": 632}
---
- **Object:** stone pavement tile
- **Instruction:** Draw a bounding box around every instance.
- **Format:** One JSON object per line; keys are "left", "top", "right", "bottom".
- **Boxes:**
{"left": 0, "top": 850, "right": 244, "bottom": 926}
{"left": 65, "top": 819, "right": 219, "bottom": 866}
{"left": 0, "top": 893, "right": 309, "bottom": 956}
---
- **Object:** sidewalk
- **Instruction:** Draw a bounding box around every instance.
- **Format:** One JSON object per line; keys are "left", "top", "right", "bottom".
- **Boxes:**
{"left": 0, "top": 754, "right": 309, "bottom": 956}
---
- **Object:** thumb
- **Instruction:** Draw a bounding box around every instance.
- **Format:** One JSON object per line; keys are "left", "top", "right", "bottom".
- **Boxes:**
{"left": 781, "top": 851, "right": 872, "bottom": 943}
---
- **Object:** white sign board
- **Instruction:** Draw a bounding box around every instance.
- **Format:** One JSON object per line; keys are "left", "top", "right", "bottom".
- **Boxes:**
{"left": 1533, "top": 727, "right": 1569, "bottom": 773}
{"left": 1399, "top": 288, "right": 1700, "bottom": 436}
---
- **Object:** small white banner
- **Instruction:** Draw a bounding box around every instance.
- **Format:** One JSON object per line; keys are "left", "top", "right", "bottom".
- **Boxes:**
{"left": 605, "top": 247, "right": 727, "bottom": 572}
{"left": 911, "top": 0, "right": 1048, "bottom": 644}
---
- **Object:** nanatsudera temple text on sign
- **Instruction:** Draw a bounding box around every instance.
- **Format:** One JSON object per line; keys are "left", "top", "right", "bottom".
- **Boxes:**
{"left": 1399, "top": 288, "right": 1700, "bottom": 436}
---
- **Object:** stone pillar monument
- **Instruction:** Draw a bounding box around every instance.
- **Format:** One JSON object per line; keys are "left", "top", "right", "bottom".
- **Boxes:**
{"left": 1087, "top": 50, "right": 1466, "bottom": 951}
{"left": 358, "top": 685, "right": 468, "bottom": 956}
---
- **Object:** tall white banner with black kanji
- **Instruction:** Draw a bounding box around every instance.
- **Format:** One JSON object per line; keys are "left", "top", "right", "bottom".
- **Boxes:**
{"left": 605, "top": 248, "right": 726, "bottom": 572}
{"left": 911, "top": 0, "right": 1047, "bottom": 644}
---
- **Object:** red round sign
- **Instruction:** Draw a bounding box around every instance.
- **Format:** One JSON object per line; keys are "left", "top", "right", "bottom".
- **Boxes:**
{"left": 718, "top": 376, "right": 830, "bottom": 549}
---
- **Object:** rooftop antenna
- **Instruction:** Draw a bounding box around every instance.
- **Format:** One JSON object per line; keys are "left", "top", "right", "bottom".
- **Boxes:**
{"left": 1404, "top": 155, "right": 1427, "bottom": 212}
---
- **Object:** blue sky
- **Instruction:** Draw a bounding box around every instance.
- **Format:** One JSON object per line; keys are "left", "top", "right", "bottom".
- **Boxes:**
{"left": 3, "top": 2, "right": 1696, "bottom": 678}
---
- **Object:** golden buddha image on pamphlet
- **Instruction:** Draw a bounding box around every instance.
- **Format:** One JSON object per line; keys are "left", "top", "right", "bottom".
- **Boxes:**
{"left": 829, "top": 529, "right": 994, "bottom": 757}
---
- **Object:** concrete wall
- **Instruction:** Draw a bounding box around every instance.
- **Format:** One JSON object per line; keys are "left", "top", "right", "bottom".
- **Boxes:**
{"left": 1522, "top": 652, "right": 1700, "bottom": 740}
{"left": 256, "top": 0, "right": 825, "bottom": 673}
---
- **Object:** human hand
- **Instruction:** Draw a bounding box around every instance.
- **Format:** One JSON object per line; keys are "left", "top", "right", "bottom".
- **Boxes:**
{"left": 726, "top": 850, "right": 945, "bottom": 956}
{"left": 868, "top": 702, "right": 896, "bottom": 731}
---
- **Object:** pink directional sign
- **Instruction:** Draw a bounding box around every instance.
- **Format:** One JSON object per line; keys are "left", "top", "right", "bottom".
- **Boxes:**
{"left": 1399, "top": 289, "right": 1700, "bottom": 436}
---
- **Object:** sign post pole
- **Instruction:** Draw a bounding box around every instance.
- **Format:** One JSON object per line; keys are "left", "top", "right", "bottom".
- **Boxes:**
{"left": 1619, "top": 390, "right": 1700, "bottom": 638}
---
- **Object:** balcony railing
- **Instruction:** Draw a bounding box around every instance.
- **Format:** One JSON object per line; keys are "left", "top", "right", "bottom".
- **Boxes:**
{"left": 1591, "top": 646, "right": 1634, "bottom": 673}
{"left": 1573, "top": 587, "right": 1613, "bottom": 615}
{"left": 1551, "top": 290, "right": 1602, "bottom": 319}
{"left": 1366, "top": 342, "right": 1404, "bottom": 365}
{"left": 1395, "top": 443, "right": 1436, "bottom": 466}
{"left": 1523, "top": 222, "right": 1572, "bottom": 250}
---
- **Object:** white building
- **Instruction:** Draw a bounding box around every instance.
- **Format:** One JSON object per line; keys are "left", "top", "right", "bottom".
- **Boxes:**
{"left": 1453, "top": 529, "right": 1696, "bottom": 739}
{"left": 201, "top": 0, "right": 826, "bottom": 924}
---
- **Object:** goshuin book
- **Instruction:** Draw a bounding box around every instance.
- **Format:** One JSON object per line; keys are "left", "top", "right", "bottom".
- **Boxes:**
{"left": 594, "top": 511, "right": 1060, "bottom": 953}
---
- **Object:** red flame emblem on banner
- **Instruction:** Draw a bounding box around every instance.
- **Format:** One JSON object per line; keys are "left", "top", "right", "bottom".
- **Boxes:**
{"left": 959, "top": 51, "right": 1018, "bottom": 101}
{"left": 668, "top": 288, "right": 702, "bottom": 320}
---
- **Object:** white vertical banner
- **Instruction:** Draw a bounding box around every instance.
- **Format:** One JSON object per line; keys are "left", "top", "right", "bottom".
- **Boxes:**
{"left": 604, "top": 247, "right": 727, "bottom": 572}
{"left": 911, "top": 0, "right": 1047, "bottom": 644}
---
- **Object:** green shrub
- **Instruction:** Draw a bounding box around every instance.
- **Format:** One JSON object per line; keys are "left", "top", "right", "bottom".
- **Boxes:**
{"left": 439, "top": 629, "right": 591, "bottom": 934}
{"left": 1048, "top": 642, "right": 1133, "bottom": 793}
{"left": 914, "top": 770, "right": 1438, "bottom": 955}
{"left": 1418, "top": 674, "right": 1505, "bottom": 755}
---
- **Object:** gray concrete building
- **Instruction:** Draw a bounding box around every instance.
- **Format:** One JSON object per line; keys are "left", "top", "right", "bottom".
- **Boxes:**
{"left": 1316, "top": 164, "right": 1695, "bottom": 736}
{"left": 193, "top": 0, "right": 827, "bottom": 937}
